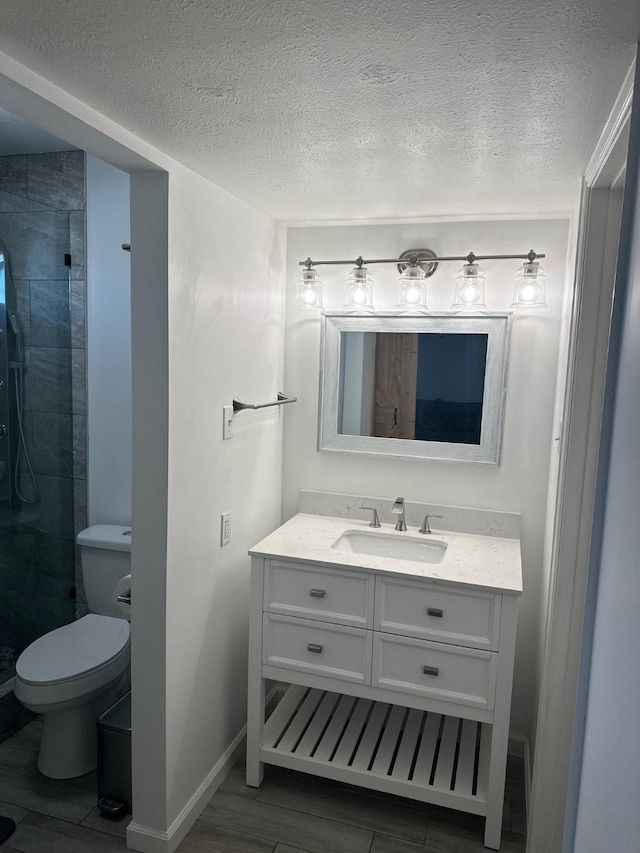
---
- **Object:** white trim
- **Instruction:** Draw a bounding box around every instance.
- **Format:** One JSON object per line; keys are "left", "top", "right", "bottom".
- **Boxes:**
{"left": 126, "top": 683, "right": 282, "bottom": 853}
{"left": 585, "top": 60, "right": 635, "bottom": 188}
{"left": 284, "top": 211, "right": 578, "bottom": 228}
{"left": 127, "top": 725, "right": 246, "bottom": 853}
{"left": 527, "top": 61, "right": 633, "bottom": 853}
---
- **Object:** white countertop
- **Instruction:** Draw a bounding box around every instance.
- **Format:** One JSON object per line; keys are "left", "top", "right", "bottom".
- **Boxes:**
{"left": 250, "top": 513, "right": 523, "bottom": 595}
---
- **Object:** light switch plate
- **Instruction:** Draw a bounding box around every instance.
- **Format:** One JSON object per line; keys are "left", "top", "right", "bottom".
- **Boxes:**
{"left": 221, "top": 511, "right": 232, "bottom": 546}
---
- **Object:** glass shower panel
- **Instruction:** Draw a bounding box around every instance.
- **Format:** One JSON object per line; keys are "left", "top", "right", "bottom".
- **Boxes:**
{"left": 0, "top": 150, "right": 85, "bottom": 734}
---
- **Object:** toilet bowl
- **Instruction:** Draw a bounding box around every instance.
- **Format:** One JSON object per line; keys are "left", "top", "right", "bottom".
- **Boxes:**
{"left": 13, "top": 525, "right": 132, "bottom": 779}
{"left": 14, "top": 615, "right": 130, "bottom": 778}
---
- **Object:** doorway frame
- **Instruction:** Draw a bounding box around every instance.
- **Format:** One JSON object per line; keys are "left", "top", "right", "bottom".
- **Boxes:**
{"left": 0, "top": 51, "right": 172, "bottom": 847}
{"left": 526, "top": 59, "right": 634, "bottom": 853}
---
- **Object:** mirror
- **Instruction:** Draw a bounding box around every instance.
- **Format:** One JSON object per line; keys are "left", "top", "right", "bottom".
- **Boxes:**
{"left": 319, "top": 313, "right": 511, "bottom": 463}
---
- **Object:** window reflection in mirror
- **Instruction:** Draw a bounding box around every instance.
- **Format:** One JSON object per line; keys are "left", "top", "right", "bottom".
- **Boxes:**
{"left": 338, "top": 332, "right": 488, "bottom": 445}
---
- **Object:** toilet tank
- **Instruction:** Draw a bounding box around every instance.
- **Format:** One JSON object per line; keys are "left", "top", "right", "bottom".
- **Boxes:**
{"left": 76, "top": 525, "right": 132, "bottom": 618}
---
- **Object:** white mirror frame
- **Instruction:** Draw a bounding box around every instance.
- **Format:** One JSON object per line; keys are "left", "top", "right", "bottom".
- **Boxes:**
{"left": 319, "top": 312, "right": 512, "bottom": 464}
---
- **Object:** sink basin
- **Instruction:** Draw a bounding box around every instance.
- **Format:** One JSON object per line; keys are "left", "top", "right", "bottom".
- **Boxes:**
{"left": 331, "top": 530, "right": 447, "bottom": 563}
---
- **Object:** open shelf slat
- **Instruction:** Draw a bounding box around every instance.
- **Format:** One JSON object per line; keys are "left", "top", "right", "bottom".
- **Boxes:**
{"left": 261, "top": 685, "right": 490, "bottom": 814}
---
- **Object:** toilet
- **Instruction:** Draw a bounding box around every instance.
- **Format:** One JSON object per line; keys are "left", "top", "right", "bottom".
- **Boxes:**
{"left": 14, "top": 525, "right": 132, "bottom": 779}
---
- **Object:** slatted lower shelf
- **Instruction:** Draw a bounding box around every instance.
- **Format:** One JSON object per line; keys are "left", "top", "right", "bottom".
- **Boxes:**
{"left": 261, "top": 684, "right": 491, "bottom": 814}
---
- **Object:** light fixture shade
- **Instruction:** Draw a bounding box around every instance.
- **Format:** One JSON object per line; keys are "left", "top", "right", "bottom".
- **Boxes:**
{"left": 395, "top": 265, "right": 429, "bottom": 312}
{"left": 343, "top": 266, "right": 375, "bottom": 312}
{"left": 511, "top": 261, "right": 548, "bottom": 308}
{"left": 295, "top": 267, "right": 323, "bottom": 310}
{"left": 451, "top": 263, "right": 487, "bottom": 310}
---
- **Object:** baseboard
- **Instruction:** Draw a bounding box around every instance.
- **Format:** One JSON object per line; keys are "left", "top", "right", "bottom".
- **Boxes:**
{"left": 127, "top": 723, "right": 245, "bottom": 853}
{"left": 127, "top": 686, "right": 281, "bottom": 853}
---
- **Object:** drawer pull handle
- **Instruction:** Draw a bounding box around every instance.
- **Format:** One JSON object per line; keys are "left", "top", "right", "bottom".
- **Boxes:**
{"left": 309, "top": 589, "right": 326, "bottom": 598}
{"left": 422, "top": 665, "right": 440, "bottom": 677}
{"left": 426, "top": 607, "right": 444, "bottom": 618}
{"left": 307, "top": 643, "right": 323, "bottom": 654}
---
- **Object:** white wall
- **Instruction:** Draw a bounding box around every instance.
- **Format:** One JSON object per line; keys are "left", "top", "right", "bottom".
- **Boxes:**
{"left": 163, "top": 168, "right": 285, "bottom": 826}
{"left": 572, "top": 83, "right": 640, "bottom": 853}
{"left": 283, "top": 218, "right": 571, "bottom": 741}
{"left": 86, "top": 153, "right": 132, "bottom": 525}
{"left": 0, "top": 50, "right": 286, "bottom": 852}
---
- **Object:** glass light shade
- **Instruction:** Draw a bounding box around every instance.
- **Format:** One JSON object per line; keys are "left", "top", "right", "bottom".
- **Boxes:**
{"left": 510, "top": 261, "right": 548, "bottom": 308}
{"left": 295, "top": 267, "right": 323, "bottom": 310}
{"left": 451, "top": 263, "right": 487, "bottom": 310}
{"left": 343, "top": 266, "right": 375, "bottom": 312}
{"left": 395, "top": 265, "right": 428, "bottom": 312}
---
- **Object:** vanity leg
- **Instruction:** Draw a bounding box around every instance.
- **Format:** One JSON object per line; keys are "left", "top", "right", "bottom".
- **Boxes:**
{"left": 484, "top": 596, "right": 519, "bottom": 850}
{"left": 246, "top": 561, "right": 265, "bottom": 787}
{"left": 246, "top": 674, "right": 265, "bottom": 787}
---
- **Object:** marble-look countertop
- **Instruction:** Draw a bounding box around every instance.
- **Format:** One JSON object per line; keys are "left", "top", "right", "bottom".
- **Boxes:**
{"left": 250, "top": 513, "right": 522, "bottom": 595}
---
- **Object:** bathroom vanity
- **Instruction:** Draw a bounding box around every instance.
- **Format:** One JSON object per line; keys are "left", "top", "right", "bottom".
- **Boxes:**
{"left": 246, "top": 513, "right": 522, "bottom": 850}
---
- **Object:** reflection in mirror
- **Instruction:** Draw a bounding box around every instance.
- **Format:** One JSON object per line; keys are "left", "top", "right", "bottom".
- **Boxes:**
{"left": 320, "top": 314, "right": 511, "bottom": 464}
{"left": 339, "top": 332, "right": 488, "bottom": 444}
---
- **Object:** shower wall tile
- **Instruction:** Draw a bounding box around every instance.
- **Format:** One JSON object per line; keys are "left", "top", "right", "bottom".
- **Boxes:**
{"left": 17, "top": 473, "right": 74, "bottom": 540}
{"left": 0, "top": 191, "right": 29, "bottom": 213}
{"left": 0, "top": 150, "right": 85, "bottom": 669}
{"left": 27, "top": 151, "right": 84, "bottom": 211}
{"left": 29, "top": 280, "right": 71, "bottom": 347}
{"left": 73, "top": 479, "right": 87, "bottom": 537}
{"left": 71, "top": 348, "right": 86, "bottom": 415}
{"left": 0, "top": 211, "right": 69, "bottom": 280}
{"left": 0, "top": 155, "right": 27, "bottom": 200}
{"left": 72, "top": 415, "right": 86, "bottom": 480}
{"left": 0, "top": 530, "right": 74, "bottom": 600}
{"left": 13, "top": 280, "right": 30, "bottom": 346}
{"left": 24, "top": 346, "right": 72, "bottom": 414}
{"left": 4, "top": 588, "right": 74, "bottom": 648}
{"left": 69, "top": 210, "right": 85, "bottom": 281}
{"left": 70, "top": 279, "right": 85, "bottom": 348}
{"left": 32, "top": 411, "right": 74, "bottom": 478}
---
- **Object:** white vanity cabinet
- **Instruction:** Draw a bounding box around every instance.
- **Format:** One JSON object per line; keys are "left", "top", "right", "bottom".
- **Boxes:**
{"left": 246, "top": 516, "right": 521, "bottom": 851}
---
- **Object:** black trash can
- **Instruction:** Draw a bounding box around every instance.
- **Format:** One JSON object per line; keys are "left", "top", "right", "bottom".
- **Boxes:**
{"left": 97, "top": 690, "right": 132, "bottom": 815}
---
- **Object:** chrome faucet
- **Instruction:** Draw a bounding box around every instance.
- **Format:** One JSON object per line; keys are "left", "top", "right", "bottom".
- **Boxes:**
{"left": 390, "top": 497, "right": 407, "bottom": 531}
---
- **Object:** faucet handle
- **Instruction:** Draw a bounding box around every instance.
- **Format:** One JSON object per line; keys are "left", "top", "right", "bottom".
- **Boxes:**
{"left": 361, "top": 505, "right": 381, "bottom": 528}
{"left": 418, "top": 514, "right": 443, "bottom": 535}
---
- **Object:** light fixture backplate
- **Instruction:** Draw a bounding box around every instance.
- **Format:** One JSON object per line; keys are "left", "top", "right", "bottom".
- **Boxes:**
{"left": 397, "top": 248, "right": 438, "bottom": 277}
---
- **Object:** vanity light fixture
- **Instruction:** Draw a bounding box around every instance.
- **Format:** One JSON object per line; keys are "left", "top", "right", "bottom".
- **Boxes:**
{"left": 295, "top": 263, "right": 323, "bottom": 310}
{"left": 297, "top": 249, "right": 546, "bottom": 312}
{"left": 451, "top": 254, "right": 487, "bottom": 310}
{"left": 510, "top": 252, "right": 548, "bottom": 308}
{"left": 343, "top": 258, "right": 375, "bottom": 312}
{"left": 395, "top": 263, "right": 429, "bottom": 313}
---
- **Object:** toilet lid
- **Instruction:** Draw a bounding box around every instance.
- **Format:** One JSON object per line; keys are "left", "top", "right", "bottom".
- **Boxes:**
{"left": 16, "top": 614, "right": 130, "bottom": 685}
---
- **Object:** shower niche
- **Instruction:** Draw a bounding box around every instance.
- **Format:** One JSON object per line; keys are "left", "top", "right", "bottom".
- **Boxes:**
{"left": 0, "top": 150, "right": 87, "bottom": 732}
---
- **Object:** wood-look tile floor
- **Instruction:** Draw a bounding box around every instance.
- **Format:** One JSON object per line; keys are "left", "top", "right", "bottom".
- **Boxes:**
{"left": 0, "top": 718, "right": 526, "bottom": 852}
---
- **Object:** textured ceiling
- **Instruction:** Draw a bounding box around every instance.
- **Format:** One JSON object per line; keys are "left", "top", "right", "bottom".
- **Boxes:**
{"left": 0, "top": 0, "right": 636, "bottom": 219}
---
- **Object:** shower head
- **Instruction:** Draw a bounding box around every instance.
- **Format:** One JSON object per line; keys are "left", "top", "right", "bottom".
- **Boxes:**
{"left": 9, "top": 315, "right": 19, "bottom": 335}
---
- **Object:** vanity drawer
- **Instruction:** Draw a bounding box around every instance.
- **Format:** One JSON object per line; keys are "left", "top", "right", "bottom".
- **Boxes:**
{"left": 375, "top": 576, "right": 501, "bottom": 650}
{"left": 372, "top": 633, "right": 497, "bottom": 710}
{"left": 264, "top": 560, "right": 374, "bottom": 628}
{"left": 263, "top": 613, "right": 372, "bottom": 685}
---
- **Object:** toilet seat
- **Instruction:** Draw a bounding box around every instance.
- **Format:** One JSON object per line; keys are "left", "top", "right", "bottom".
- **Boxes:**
{"left": 15, "top": 614, "right": 130, "bottom": 707}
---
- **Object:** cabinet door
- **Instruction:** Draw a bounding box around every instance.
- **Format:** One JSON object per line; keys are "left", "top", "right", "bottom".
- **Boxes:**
{"left": 375, "top": 575, "right": 501, "bottom": 650}
{"left": 263, "top": 613, "right": 372, "bottom": 685}
{"left": 372, "top": 632, "right": 497, "bottom": 710}
{"left": 264, "top": 560, "right": 374, "bottom": 628}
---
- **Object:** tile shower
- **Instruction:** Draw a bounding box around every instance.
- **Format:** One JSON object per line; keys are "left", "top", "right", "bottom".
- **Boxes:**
{"left": 0, "top": 151, "right": 86, "bottom": 736}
